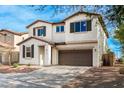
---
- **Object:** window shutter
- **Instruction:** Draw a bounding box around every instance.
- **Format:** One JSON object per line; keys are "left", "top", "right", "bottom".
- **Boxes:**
{"left": 70, "top": 23, "right": 74, "bottom": 33}
{"left": 43, "top": 26, "right": 46, "bottom": 36}
{"left": 87, "top": 20, "right": 92, "bottom": 31}
{"left": 33, "top": 28, "right": 36, "bottom": 36}
{"left": 31, "top": 44, "right": 34, "bottom": 58}
{"left": 22, "top": 45, "right": 25, "bottom": 58}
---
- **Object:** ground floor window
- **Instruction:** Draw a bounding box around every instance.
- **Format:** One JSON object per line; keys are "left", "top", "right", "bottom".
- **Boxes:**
{"left": 26, "top": 47, "right": 31, "bottom": 57}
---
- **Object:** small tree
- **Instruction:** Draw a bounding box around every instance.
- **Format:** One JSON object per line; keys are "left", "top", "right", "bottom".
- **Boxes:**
{"left": 107, "top": 49, "right": 113, "bottom": 54}
{"left": 8, "top": 49, "right": 12, "bottom": 66}
{"left": 114, "top": 24, "right": 124, "bottom": 56}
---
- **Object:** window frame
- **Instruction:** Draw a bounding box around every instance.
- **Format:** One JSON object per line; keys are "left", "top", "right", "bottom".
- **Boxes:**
{"left": 37, "top": 26, "right": 46, "bottom": 37}
{"left": 26, "top": 47, "right": 31, "bottom": 58}
{"left": 70, "top": 20, "right": 91, "bottom": 33}
{"left": 56, "top": 25, "right": 64, "bottom": 33}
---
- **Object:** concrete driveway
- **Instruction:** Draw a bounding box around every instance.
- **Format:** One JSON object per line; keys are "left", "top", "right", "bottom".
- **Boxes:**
{"left": 63, "top": 67, "right": 124, "bottom": 88}
{"left": 0, "top": 66, "right": 90, "bottom": 88}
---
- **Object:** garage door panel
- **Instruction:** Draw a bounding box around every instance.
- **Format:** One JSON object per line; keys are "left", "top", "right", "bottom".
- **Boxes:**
{"left": 59, "top": 50, "right": 92, "bottom": 66}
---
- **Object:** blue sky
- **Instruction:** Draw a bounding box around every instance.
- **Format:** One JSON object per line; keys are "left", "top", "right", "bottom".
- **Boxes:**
{"left": 0, "top": 5, "right": 121, "bottom": 58}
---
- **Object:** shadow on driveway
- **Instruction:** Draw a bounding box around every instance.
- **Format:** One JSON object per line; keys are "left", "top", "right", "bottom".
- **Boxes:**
{"left": 63, "top": 67, "right": 124, "bottom": 88}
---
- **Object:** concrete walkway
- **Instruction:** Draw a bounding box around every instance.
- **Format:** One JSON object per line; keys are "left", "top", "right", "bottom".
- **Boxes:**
{"left": 0, "top": 66, "right": 90, "bottom": 88}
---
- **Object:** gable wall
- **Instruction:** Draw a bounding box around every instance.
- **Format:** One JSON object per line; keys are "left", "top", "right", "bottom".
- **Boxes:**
{"left": 52, "top": 23, "right": 65, "bottom": 42}
{"left": 19, "top": 38, "right": 48, "bottom": 65}
{"left": 64, "top": 14, "right": 98, "bottom": 43}
{"left": 28, "top": 21, "right": 53, "bottom": 41}
{"left": 14, "top": 34, "right": 29, "bottom": 51}
{"left": 0, "top": 31, "right": 14, "bottom": 46}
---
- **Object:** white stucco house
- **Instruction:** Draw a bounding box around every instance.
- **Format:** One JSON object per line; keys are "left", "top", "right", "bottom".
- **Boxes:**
{"left": 0, "top": 29, "right": 28, "bottom": 64}
{"left": 17, "top": 11, "right": 109, "bottom": 67}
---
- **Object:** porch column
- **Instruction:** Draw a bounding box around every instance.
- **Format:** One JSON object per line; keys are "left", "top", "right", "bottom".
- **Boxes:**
{"left": 44, "top": 44, "right": 51, "bottom": 66}
{"left": 52, "top": 47, "right": 58, "bottom": 65}
{"left": 93, "top": 46, "right": 100, "bottom": 67}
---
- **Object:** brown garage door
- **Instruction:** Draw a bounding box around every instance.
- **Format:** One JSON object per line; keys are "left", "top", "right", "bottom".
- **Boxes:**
{"left": 59, "top": 50, "right": 92, "bottom": 66}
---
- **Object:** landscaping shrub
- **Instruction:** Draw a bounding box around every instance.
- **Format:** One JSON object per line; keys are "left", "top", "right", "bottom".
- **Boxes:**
{"left": 119, "top": 67, "right": 124, "bottom": 74}
{"left": 12, "top": 63, "right": 19, "bottom": 68}
{"left": 116, "top": 58, "right": 124, "bottom": 64}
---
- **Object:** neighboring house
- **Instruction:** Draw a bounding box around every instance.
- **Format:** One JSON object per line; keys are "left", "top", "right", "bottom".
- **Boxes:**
{"left": 0, "top": 29, "right": 28, "bottom": 64}
{"left": 17, "top": 11, "right": 109, "bottom": 67}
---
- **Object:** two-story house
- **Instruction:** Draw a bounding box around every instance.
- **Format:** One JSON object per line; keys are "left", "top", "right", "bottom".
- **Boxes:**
{"left": 0, "top": 29, "right": 28, "bottom": 64}
{"left": 17, "top": 11, "right": 109, "bottom": 67}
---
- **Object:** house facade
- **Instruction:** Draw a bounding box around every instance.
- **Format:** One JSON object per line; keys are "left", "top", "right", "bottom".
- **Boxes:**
{"left": 0, "top": 29, "right": 28, "bottom": 64}
{"left": 17, "top": 11, "right": 108, "bottom": 67}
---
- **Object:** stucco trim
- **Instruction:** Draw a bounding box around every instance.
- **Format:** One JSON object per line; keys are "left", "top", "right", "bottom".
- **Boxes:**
{"left": 0, "top": 29, "right": 27, "bottom": 36}
{"left": 26, "top": 20, "right": 65, "bottom": 28}
{"left": 66, "top": 40, "right": 98, "bottom": 44}
{"left": 62, "top": 11, "right": 100, "bottom": 21}
{"left": 54, "top": 40, "right": 97, "bottom": 45}
{"left": 26, "top": 20, "right": 53, "bottom": 28}
{"left": 17, "top": 36, "right": 54, "bottom": 45}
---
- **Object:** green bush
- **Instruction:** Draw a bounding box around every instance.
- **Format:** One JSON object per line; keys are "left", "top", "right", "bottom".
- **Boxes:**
{"left": 12, "top": 63, "right": 19, "bottom": 68}
{"left": 119, "top": 68, "right": 124, "bottom": 74}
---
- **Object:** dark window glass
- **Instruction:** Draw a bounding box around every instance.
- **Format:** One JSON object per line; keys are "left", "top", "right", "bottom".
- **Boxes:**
{"left": 75, "top": 22, "right": 80, "bottom": 32}
{"left": 81, "top": 21, "right": 86, "bottom": 31}
{"left": 26, "top": 52, "right": 31, "bottom": 57}
{"left": 70, "top": 20, "right": 91, "bottom": 33}
{"left": 61, "top": 26, "right": 64, "bottom": 32}
{"left": 56, "top": 26, "right": 60, "bottom": 32}
{"left": 26, "top": 47, "right": 31, "bottom": 57}
{"left": 70, "top": 23, "right": 74, "bottom": 33}
{"left": 37, "top": 27, "right": 46, "bottom": 36}
{"left": 56, "top": 26, "right": 64, "bottom": 32}
{"left": 38, "top": 29, "right": 41, "bottom": 36}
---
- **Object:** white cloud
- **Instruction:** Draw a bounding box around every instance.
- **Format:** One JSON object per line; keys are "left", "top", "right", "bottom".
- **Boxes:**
{"left": 0, "top": 5, "right": 51, "bottom": 31}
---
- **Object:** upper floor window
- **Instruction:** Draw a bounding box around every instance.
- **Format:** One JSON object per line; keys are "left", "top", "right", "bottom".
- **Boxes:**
{"left": 56, "top": 26, "right": 64, "bottom": 32}
{"left": 37, "top": 26, "right": 46, "bottom": 36}
{"left": 70, "top": 20, "right": 91, "bottom": 33}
